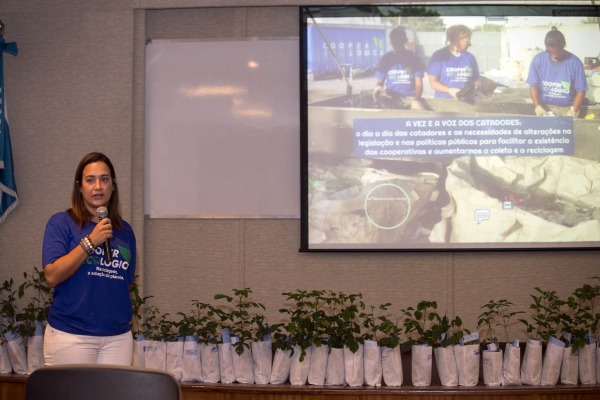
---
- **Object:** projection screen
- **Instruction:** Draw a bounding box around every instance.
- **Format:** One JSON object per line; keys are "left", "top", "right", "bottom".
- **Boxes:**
{"left": 300, "top": 4, "right": 600, "bottom": 251}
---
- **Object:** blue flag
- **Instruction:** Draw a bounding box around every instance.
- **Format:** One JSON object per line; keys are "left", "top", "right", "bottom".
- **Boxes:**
{"left": 0, "top": 37, "right": 18, "bottom": 224}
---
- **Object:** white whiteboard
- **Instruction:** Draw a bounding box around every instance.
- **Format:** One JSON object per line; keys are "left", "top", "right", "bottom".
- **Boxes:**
{"left": 144, "top": 39, "right": 300, "bottom": 218}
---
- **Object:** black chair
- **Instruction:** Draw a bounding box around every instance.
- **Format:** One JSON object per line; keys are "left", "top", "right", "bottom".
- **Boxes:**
{"left": 25, "top": 364, "right": 181, "bottom": 400}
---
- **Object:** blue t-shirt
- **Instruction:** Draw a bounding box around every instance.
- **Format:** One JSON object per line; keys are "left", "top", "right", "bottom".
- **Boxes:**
{"left": 428, "top": 47, "right": 480, "bottom": 98}
{"left": 526, "top": 51, "right": 588, "bottom": 107}
{"left": 42, "top": 210, "right": 136, "bottom": 336}
{"left": 374, "top": 50, "right": 424, "bottom": 97}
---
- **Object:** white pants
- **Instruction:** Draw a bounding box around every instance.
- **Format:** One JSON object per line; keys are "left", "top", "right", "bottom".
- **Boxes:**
{"left": 44, "top": 325, "right": 133, "bottom": 366}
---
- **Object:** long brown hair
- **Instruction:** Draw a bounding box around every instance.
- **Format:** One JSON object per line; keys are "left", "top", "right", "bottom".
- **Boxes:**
{"left": 69, "top": 152, "right": 122, "bottom": 229}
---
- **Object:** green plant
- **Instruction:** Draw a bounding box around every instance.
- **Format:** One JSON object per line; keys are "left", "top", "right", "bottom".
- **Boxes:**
{"left": 253, "top": 312, "right": 283, "bottom": 342}
{"left": 438, "top": 314, "right": 467, "bottom": 347}
{"left": 275, "top": 289, "right": 321, "bottom": 361}
{"left": 477, "top": 299, "right": 523, "bottom": 347}
{"left": 560, "top": 279, "right": 600, "bottom": 353}
{"left": 315, "top": 290, "right": 364, "bottom": 352}
{"left": 519, "top": 287, "right": 566, "bottom": 342}
{"left": 402, "top": 300, "right": 466, "bottom": 348}
{"left": 360, "top": 302, "right": 402, "bottom": 349}
{"left": 401, "top": 300, "right": 441, "bottom": 347}
{"left": 0, "top": 278, "right": 19, "bottom": 339}
{"left": 176, "top": 303, "right": 202, "bottom": 339}
{"left": 129, "top": 275, "right": 153, "bottom": 338}
{"left": 141, "top": 305, "right": 175, "bottom": 341}
{"left": 213, "top": 288, "right": 267, "bottom": 355}
{"left": 17, "top": 266, "right": 52, "bottom": 337}
{"left": 305, "top": 289, "right": 331, "bottom": 348}
{"left": 177, "top": 300, "right": 220, "bottom": 345}
{"left": 574, "top": 277, "right": 600, "bottom": 337}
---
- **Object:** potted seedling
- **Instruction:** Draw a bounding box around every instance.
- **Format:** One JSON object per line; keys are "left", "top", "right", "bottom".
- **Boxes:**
{"left": 213, "top": 288, "right": 268, "bottom": 384}
{"left": 561, "top": 280, "right": 600, "bottom": 384}
{"left": 311, "top": 290, "right": 365, "bottom": 386}
{"left": 361, "top": 302, "right": 403, "bottom": 387}
{"left": 175, "top": 300, "right": 219, "bottom": 382}
{"left": 477, "top": 299, "right": 523, "bottom": 386}
{"left": 558, "top": 301, "right": 581, "bottom": 385}
{"left": 163, "top": 314, "right": 184, "bottom": 381}
{"left": 129, "top": 276, "right": 153, "bottom": 367}
{"left": 449, "top": 317, "right": 479, "bottom": 387}
{"left": 140, "top": 305, "right": 173, "bottom": 371}
{"left": 338, "top": 292, "right": 365, "bottom": 387}
{"left": 140, "top": 308, "right": 183, "bottom": 381}
{"left": 276, "top": 289, "right": 321, "bottom": 385}
{"left": 252, "top": 313, "right": 282, "bottom": 384}
{"left": 401, "top": 300, "right": 441, "bottom": 387}
{"left": 433, "top": 313, "right": 463, "bottom": 387}
{"left": 189, "top": 300, "right": 221, "bottom": 383}
{"left": 0, "top": 277, "right": 25, "bottom": 374}
{"left": 378, "top": 312, "right": 404, "bottom": 387}
{"left": 17, "top": 266, "right": 52, "bottom": 374}
{"left": 519, "top": 287, "right": 566, "bottom": 386}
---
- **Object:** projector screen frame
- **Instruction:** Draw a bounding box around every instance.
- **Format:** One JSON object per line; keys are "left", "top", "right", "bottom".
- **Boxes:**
{"left": 300, "top": 3, "right": 600, "bottom": 252}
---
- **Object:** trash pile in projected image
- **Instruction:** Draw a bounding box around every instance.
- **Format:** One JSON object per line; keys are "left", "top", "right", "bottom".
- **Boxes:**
{"left": 303, "top": 7, "right": 600, "bottom": 250}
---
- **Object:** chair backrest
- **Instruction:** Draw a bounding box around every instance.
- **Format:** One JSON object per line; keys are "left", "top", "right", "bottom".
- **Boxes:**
{"left": 25, "top": 364, "right": 180, "bottom": 400}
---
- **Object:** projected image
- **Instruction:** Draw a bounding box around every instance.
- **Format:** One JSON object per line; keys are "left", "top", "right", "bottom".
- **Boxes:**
{"left": 302, "top": 5, "right": 600, "bottom": 250}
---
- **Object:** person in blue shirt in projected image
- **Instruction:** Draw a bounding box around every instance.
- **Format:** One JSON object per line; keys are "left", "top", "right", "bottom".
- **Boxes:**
{"left": 372, "top": 26, "right": 425, "bottom": 111}
{"left": 42, "top": 152, "right": 136, "bottom": 366}
{"left": 427, "top": 24, "right": 481, "bottom": 104}
{"left": 526, "top": 27, "right": 588, "bottom": 118}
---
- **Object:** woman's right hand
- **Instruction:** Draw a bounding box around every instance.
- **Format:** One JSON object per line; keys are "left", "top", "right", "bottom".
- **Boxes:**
{"left": 89, "top": 217, "right": 113, "bottom": 248}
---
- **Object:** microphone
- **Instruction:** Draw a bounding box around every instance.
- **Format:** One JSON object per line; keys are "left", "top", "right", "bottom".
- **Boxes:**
{"left": 96, "top": 206, "right": 112, "bottom": 263}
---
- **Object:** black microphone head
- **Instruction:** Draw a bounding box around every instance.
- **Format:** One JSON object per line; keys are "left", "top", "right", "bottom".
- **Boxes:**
{"left": 96, "top": 206, "right": 109, "bottom": 219}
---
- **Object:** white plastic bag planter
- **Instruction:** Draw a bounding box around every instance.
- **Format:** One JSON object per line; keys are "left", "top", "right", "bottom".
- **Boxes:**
{"left": 26, "top": 321, "right": 45, "bottom": 374}
{"left": 363, "top": 340, "right": 382, "bottom": 387}
{"left": 381, "top": 346, "right": 403, "bottom": 386}
{"left": 521, "top": 338, "right": 542, "bottom": 385}
{"left": 541, "top": 336, "right": 565, "bottom": 385}
{"left": 597, "top": 341, "right": 600, "bottom": 384}
{"left": 579, "top": 341, "right": 597, "bottom": 384}
{"left": 454, "top": 343, "right": 480, "bottom": 386}
{"left": 182, "top": 336, "right": 202, "bottom": 382}
{"left": 4, "top": 330, "right": 26, "bottom": 374}
{"left": 144, "top": 340, "right": 167, "bottom": 371}
{"left": 503, "top": 341, "right": 521, "bottom": 386}
{"left": 200, "top": 342, "right": 220, "bottom": 383}
{"left": 166, "top": 337, "right": 184, "bottom": 381}
{"left": 325, "top": 347, "right": 345, "bottom": 386}
{"left": 231, "top": 336, "right": 254, "bottom": 384}
{"left": 252, "top": 339, "right": 272, "bottom": 384}
{"left": 434, "top": 346, "right": 458, "bottom": 386}
{"left": 0, "top": 341, "right": 12, "bottom": 374}
{"left": 560, "top": 346, "right": 578, "bottom": 385}
{"left": 290, "top": 345, "right": 311, "bottom": 385}
{"left": 344, "top": 343, "right": 364, "bottom": 387}
{"left": 411, "top": 344, "right": 432, "bottom": 387}
{"left": 270, "top": 348, "right": 292, "bottom": 384}
{"left": 218, "top": 331, "right": 236, "bottom": 383}
{"left": 307, "top": 343, "right": 328, "bottom": 385}
{"left": 132, "top": 334, "right": 146, "bottom": 368}
{"left": 482, "top": 347, "right": 503, "bottom": 386}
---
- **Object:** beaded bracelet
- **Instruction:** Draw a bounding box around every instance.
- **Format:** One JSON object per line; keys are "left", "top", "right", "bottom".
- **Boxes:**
{"left": 80, "top": 239, "right": 92, "bottom": 255}
{"left": 79, "top": 235, "right": 95, "bottom": 256}
{"left": 85, "top": 235, "right": 96, "bottom": 250}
